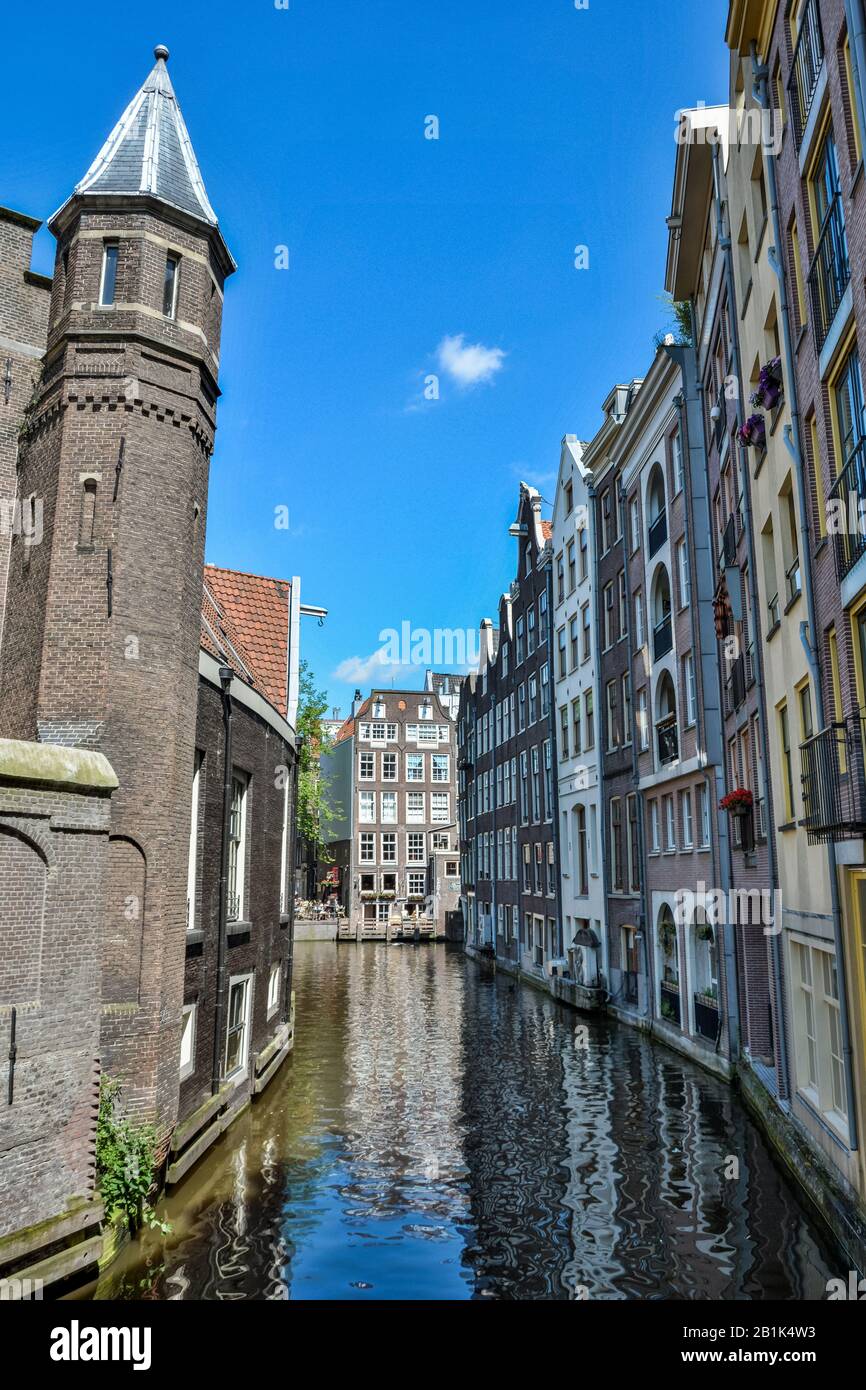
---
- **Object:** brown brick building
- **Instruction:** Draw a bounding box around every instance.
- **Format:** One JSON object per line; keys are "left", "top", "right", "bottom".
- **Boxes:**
{"left": 0, "top": 47, "right": 314, "bottom": 1287}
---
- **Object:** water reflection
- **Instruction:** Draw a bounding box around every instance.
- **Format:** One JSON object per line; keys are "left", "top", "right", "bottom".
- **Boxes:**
{"left": 76, "top": 945, "right": 839, "bottom": 1301}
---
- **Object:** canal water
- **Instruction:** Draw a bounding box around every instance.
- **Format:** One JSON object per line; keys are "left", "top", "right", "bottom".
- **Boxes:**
{"left": 79, "top": 943, "right": 841, "bottom": 1301}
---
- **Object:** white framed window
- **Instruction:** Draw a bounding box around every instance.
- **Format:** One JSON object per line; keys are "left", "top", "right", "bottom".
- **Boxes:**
{"left": 359, "top": 832, "right": 376, "bottom": 863}
{"left": 677, "top": 538, "right": 691, "bottom": 608}
{"left": 228, "top": 772, "right": 248, "bottom": 922}
{"left": 684, "top": 653, "right": 698, "bottom": 726}
{"left": 638, "top": 687, "right": 649, "bottom": 751}
{"left": 407, "top": 791, "right": 425, "bottom": 823}
{"left": 407, "top": 753, "right": 424, "bottom": 781}
{"left": 373, "top": 699, "right": 386, "bottom": 719}
{"left": 681, "top": 790, "right": 694, "bottom": 848}
{"left": 698, "top": 783, "right": 711, "bottom": 846}
{"left": 381, "top": 791, "right": 397, "bottom": 823}
{"left": 382, "top": 752, "right": 398, "bottom": 781}
{"left": 665, "top": 795, "right": 676, "bottom": 851}
{"left": 431, "top": 792, "right": 449, "bottom": 823}
{"left": 359, "top": 790, "right": 375, "bottom": 823}
{"left": 186, "top": 750, "right": 202, "bottom": 932}
{"left": 99, "top": 242, "right": 119, "bottom": 306}
{"left": 180, "top": 1002, "right": 197, "bottom": 1081}
{"left": 408, "top": 832, "right": 425, "bottom": 863}
{"left": 359, "top": 752, "right": 375, "bottom": 780}
{"left": 381, "top": 832, "right": 397, "bottom": 864}
{"left": 267, "top": 962, "right": 281, "bottom": 1019}
{"left": 224, "top": 974, "right": 252, "bottom": 1080}
{"left": 408, "top": 870, "right": 427, "bottom": 896}
{"left": 432, "top": 754, "right": 450, "bottom": 782}
{"left": 163, "top": 251, "right": 180, "bottom": 318}
{"left": 432, "top": 832, "right": 449, "bottom": 850}
{"left": 649, "top": 799, "right": 660, "bottom": 854}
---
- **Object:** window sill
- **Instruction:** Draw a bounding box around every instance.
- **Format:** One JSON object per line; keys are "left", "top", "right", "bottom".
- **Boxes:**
{"left": 766, "top": 620, "right": 781, "bottom": 643}
{"left": 186, "top": 930, "right": 204, "bottom": 948}
{"left": 778, "top": 821, "right": 797, "bottom": 834}
{"left": 227, "top": 919, "right": 251, "bottom": 937}
{"left": 740, "top": 278, "right": 753, "bottom": 320}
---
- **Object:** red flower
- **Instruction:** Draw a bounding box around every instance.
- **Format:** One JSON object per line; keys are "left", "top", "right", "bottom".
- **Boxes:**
{"left": 719, "top": 788, "right": 754, "bottom": 813}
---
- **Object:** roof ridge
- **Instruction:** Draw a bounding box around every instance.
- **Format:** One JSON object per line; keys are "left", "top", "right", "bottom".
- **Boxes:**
{"left": 204, "top": 562, "right": 291, "bottom": 587}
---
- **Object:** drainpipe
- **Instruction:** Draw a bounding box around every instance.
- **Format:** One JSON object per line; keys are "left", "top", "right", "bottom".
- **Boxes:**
{"left": 588, "top": 480, "right": 612, "bottom": 992}
{"left": 845, "top": 0, "right": 866, "bottom": 159}
{"left": 753, "top": 47, "right": 859, "bottom": 1151}
{"left": 669, "top": 357, "right": 740, "bottom": 1058}
{"left": 711, "top": 137, "right": 790, "bottom": 1094}
{"left": 618, "top": 480, "right": 652, "bottom": 1019}
{"left": 283, "top": 739, "right": 301, "bottom": 1025}
{"left": 211, "top": 665, "right": 234, "bottom": 1096}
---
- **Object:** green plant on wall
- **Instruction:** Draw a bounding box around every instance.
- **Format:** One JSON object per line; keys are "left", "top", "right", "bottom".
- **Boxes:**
{"left": 95, "top": 1077, "right": 170, "bottom": 1236}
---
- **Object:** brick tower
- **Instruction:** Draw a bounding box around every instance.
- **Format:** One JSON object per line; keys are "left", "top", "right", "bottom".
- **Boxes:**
{"left": 0, "top": 47, "right": 235, "bottom": 1141}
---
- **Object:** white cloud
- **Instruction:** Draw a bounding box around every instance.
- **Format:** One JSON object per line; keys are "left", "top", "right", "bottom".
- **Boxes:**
{"left": 332, "top": 648, "right": 419, "bottom": 686}
{"left": 436, "top": 333, "right": 506, "bottom": 389}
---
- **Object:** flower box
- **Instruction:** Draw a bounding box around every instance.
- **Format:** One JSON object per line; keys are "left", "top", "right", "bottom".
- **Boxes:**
{"left": 750, "top": 358, "right": 783, "bottom": 412}
{"left": 738, "top": 413, "right": 766, "bottom": 450}
{"left": 719, "top": 787, "right": 754, "bottom": 816}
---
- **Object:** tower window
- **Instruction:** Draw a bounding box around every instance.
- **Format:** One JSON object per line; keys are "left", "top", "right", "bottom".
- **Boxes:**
{"left": 163, "top": 253, "right": 180, "bottom": 319}
{"left": 99, "top": 243, "right": 118, "bottom": 307}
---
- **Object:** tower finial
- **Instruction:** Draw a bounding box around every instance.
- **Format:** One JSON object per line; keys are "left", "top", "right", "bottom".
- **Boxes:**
{"left": 154, "top": 44, "right": 170, "bottom": 62}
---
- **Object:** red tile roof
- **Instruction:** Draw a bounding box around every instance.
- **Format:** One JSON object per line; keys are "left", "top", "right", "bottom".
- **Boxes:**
{"left": 201, "top": 565, "right": 290, "bottom": 717}
{"left": 333, "top": 697, "right": 370, "bottom": 745}
{"left": 541, "top": 520, "right": 553, "bottom": 540}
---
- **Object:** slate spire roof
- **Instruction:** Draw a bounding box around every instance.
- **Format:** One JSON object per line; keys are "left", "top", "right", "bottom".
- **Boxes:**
{"left": 68, "top": 45, "right": 219, "bottom": 226}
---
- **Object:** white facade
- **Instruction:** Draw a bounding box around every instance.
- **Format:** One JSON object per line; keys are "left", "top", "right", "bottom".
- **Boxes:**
{"left": 552, "top": 437, "right": 606, "bottom": 983}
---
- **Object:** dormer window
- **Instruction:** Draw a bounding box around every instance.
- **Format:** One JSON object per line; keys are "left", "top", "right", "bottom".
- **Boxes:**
{"left": 373, "top": 699, "right": 386, "bottom": 719}
{"left": 163, "top": 253, "right": 180, "bottom": 319}
{"left": 99, "top": 243, "right": 118, "bottom": 307}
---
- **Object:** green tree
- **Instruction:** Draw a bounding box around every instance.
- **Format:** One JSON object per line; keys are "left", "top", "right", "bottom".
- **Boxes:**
{"left": 653, "top": 293, "right": 693, "bottom": 349}
{"left": 296, "top": 660, "right": 341, "bottom": 861}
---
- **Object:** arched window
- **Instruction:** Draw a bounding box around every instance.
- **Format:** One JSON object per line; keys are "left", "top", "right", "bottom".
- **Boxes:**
{"left": 652, "top": 566, "right": 673, "bottom": 660}
{"left": 647, "top": 464, "right": 668, "bottom": 556}
{"left": 656, "top": 671, "right": 678, "bottom": 765}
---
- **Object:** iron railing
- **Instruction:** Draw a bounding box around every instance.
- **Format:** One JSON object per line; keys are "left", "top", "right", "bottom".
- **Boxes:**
{"left": 694, "top": 993, "right": 721, "bottom": 1043}
{"left": 660, "top": 980, "right": 682, "bottom": 1027}
{"left": 648, "top": 510, "right": 668, "bottom": 558}
{"left": 726, "top": 653, "right": 746, "bottom": 714}
{"left": 787, "top": 0, "right": 825, "bottom": 148}
{"left": 654, "top": 613, "right": 673, "bottom": 661}
{"left": 808, "top": 194, "right": 850, "bottom": 349}
{"left": 800, "top": 712, "right": 866, "bottom": 843}
{"left": 829, "top": 440, "right": 866, "bottom": 581}
{"left": 658, "top": 716, "right": 679, "bottom": 766}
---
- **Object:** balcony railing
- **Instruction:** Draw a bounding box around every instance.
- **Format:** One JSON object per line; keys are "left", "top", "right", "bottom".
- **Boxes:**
{"left": 694, "top": 993, "right": 721, "bottom": 1043}
{"left": 653, "top": 613, "right": 673, "bottom": 661}
{"left": 808, "top": 194, "right": 850, "bottom": 349}
{"left": 648, "top": 510, "right": 668, "bottom": 558}
{"left": 660, "top": 980, "right": 681, "bottom": 1027}
{"left": 726, "top": 653, "right": 746, "bottom": 714}
{"left": 829, "top": 440, "right": 866, "bottom": 581}
{"left": 787, "top": 0, "right": 825, "bottom": 148}
{"left": 800, "top": 712, "right": 866, "bottom": 844}
{"left": 657, "top": 716, "right": 679, "bottom": 766}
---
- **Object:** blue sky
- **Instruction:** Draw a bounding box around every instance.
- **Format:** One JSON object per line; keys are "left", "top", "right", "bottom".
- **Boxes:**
{"left": 1, "top": 0, "right": 728, "bottom": 719}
